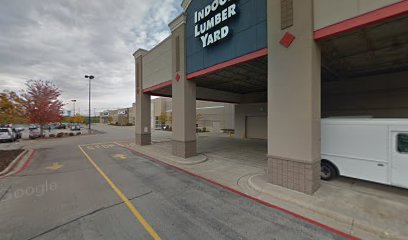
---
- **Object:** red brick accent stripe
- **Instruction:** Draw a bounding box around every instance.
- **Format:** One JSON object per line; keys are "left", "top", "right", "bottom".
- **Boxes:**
{"left": 143, "top": 80, "right": 172, "bottom": 93}
{"left": 186, "top": 48, "right": 268, "bottom": 80}
{"left": 314, "top": 0, "right": 408, "bottom": 40}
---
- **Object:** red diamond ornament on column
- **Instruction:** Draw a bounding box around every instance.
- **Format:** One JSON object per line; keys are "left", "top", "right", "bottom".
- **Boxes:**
{"left": 280, "top": 32, "right": 296, "bottom": 48}
{"left": 176, "top": 73, "right": 181, "bottom": 82}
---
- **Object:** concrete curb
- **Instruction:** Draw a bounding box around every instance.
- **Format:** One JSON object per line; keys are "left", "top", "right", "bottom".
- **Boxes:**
{"left": 247, "top": 174, "right": 405, "bottom": 240}
{"left": 247, "top": 174, "right": 265, "bottom": 192}
{"left": 0, "top": 149, "right": 35, "bottom": 178}
{"left": 0, "top": 149, "right": 28, "bottom": 176}
{"left": 137, "top": 148, "right": 208, "bottom": 165}
{"left": 115, "top": 142, "right": 208, "bottom": 165}
{"left": 167, "top": 154, "right": 208, "bottom": 165}
{"left": 9, "top": 149, "right": 36, "bottom": 176}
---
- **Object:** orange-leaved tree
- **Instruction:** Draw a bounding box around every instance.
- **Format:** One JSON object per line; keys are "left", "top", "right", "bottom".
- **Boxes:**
{"left": 158, "top": 113, "right": 167, "bottom": 127}
{"left": 21, "top": 80, "right": 64, "bottom": 136}
{"left": 70, "top": 114, "right": 85, "bottom": 124}
{"left": 0, "top": 90, "right": 27, "bottom": 125}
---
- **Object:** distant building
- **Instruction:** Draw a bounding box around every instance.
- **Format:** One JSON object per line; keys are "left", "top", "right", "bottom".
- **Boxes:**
{"left": 100, "top": 99, "right": 234, "bottom": 131}
{"left": 100, "top": 111, "right": 110, "bottom": 124}
{"left": 99, "top": 108, "right": 133, "bottom": 126}
{"left": 129, "top": 103, "right": 136, "bottom": 125}
{"left": 151, "top": 98, "right": 234, "bottom": 132}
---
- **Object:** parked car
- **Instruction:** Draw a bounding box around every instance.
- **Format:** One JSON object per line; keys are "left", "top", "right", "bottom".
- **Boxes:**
{"left": 0, "top": 128, "right": 17, "bottom": 142}
{"left": 29, "top": 125, "right": 38, "bottom": 130}
{"left": 55, "top": 124, "right": 66, "bottom": 129}
{"left": 321, "top": 118, "right": 408, "bottom": 189}
{"left": 15, "top": 127, "right": 25, "bottom": 132}
{"left": 42, "top": 124, "right": 54, "bottom": 131}
{"left": 70, "top": 125, "right": 81, "bottom": 131}
{"left": 13, "top": 128, "right": 23, "bottom": 139}
{"left": 29, "top": 129, "right": 43, "bottom": 139}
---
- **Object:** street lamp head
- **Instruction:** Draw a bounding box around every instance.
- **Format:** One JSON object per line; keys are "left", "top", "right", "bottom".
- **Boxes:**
{"left": 84, "top": 74, "right": 94, "bottom": 133}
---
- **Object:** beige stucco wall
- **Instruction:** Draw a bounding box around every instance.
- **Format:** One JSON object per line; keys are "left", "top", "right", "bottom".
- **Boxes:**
{"left": 151, "top": 98, "right": 171, "bottom": 129}
{"left": 323, "top": 71, "right": 408, "bottom": 118}
{"left": 142, "top": 37, "right": 172, "bottom": 89}
{"left": 266, "top": 0, "right": 321, "bottom": 194}
{"left": 153, "top": 98, "right": 167, "bottom": 116}
{"left": 196, "top": 101, "right": 235, "bottom": 132}
{"left": 235, "top": 103, "right": 267, "bottom": 139}
{"left": 196, "top": 87, "right": 241, "bottom": 103}
{"left": 268, "top": 0, "right": 321, "bottom": 162}
{"left": 151, "top": 98, "right": 234, "bottom": 132}
{"left": 314, "top": 0, "right": 402, "bottom": 30}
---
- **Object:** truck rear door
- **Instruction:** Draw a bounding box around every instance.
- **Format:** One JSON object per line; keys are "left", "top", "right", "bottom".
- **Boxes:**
{"left": 391, "top": 131, "right": 408, "bottom": 188}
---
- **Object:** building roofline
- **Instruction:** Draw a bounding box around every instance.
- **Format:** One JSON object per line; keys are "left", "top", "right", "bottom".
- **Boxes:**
{"left": 132, "top": 48, "right": 148, "bottom": 58}
{"left": 146, "top": 36, "right": 171, "bottom": 54}
{"left": 181, "top": 0, "right": 191, "bottom": 11}
{"left": 168, "top": 13, "right": 186, "bottom": 31}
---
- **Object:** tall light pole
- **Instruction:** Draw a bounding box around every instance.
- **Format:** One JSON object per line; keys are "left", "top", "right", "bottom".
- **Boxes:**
{"left": 85, "top": 75, "right": 94, "bottom": 133}
{"left": 71, "top": 100, "right": 77, "bottom": 116}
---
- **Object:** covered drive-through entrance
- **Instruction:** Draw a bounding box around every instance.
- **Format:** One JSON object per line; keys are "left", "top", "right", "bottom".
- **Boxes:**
{"left": 134, "top": 0, "right": 408, "bottom": 194}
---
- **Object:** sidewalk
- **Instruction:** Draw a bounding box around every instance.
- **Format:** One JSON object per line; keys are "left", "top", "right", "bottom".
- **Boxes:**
{"left": 117, "top": 135, "right": 408, "bottom": 240}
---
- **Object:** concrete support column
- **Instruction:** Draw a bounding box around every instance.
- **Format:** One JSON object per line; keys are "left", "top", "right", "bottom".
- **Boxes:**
{"left": 170, "top": 15, "right": 197, "bottom": 158}
{"left": 267, "top": 0, "right": 321, "bottom": 194}
{"left": 134, "top": 49, "right": 151, "bottom": 146}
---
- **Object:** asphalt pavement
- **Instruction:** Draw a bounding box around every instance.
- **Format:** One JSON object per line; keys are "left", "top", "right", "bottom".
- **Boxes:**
{"left": 0, "top": 126, "right": 351, "bottom": 240}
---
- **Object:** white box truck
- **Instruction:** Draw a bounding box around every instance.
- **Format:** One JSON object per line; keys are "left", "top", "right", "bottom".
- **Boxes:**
{"left": 321, "top": 118, "right": 408, "bottom": 189}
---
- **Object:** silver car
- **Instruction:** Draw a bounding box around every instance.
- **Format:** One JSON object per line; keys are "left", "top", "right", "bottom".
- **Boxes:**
{"left": 0, "top": 128, "right": 17, "bottom": 142}
{"left": 29, "top": 129, "right": 43, "bottom": 139}
{"left": 70, "top": 125, "right": 81, "bottom": 131}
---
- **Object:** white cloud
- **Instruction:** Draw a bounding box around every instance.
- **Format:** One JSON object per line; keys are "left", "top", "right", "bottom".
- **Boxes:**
{"left": 0, "top": 0, "right": 181, "bottom": 114}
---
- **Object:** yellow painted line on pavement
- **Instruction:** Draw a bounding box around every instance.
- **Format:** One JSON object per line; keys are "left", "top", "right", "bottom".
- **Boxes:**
{"left": 113, "top": 154, "right": 128, "bottom": 160}
{"left": 80, "top": 141, "right": 116, "bottom": 147}
{"left": 85, "top": 144, "right": 115, "bottom": 150}
{"left": 78, "top": 145, "right": 161, "bottom": 240}
{"left": 45, "top": 162, "right": 64, "bottom": 171}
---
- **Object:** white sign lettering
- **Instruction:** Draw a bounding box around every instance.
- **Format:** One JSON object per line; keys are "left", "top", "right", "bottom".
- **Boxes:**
{"left": 118, "top": 110, "right": 128, "bottom": 115}
{"left": 194, "top": 0, "right": 237, "bottom": 48}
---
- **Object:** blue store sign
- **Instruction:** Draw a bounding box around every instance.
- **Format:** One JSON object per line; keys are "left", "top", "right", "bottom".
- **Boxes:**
{"left": 186, "top": 0, "right": 267, "bottom": 74}
{"left": 193, "top": 0, "right": 238, "bottom": 48}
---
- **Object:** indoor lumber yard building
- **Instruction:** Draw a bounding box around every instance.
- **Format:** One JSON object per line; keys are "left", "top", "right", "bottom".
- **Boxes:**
{"left": 134, "top": 0, "right": 408, "bottom": 194}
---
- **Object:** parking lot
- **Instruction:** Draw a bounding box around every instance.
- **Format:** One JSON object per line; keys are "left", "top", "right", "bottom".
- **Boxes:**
{"left": 125, "top": 129, "right": 408, "bottom": 239}
{"left": 2, "top": 124, "right": 408, "bottom": 239}
{"left": 0, "top": 125, "right": 356, "bottom": 240}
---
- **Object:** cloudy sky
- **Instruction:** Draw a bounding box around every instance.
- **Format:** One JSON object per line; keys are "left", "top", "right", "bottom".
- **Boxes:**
{"left": 0, "top": 0, "right": 181, "bottom": 115}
